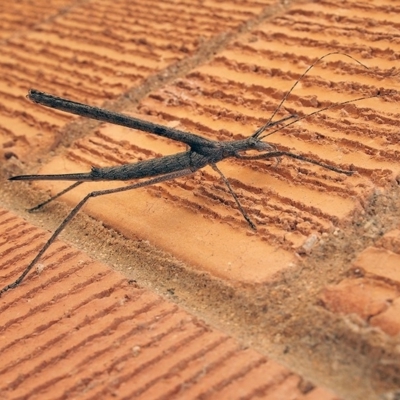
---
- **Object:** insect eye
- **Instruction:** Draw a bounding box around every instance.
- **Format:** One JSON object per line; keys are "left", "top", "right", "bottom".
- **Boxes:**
{"left": 248, "top": 138, "right": 257, "bottom": 147}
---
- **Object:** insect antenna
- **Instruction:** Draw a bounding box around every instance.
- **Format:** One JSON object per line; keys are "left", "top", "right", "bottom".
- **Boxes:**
{"left": 259, "top": 90, "right": 382, "bottom": 141}
{"left": 252, "top": 51, "right": 370, "bottom": 139}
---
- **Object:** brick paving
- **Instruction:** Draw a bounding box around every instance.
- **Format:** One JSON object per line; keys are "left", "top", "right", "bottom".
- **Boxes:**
{"left": 1, "top": 1, "right": 399, "bottom": 399}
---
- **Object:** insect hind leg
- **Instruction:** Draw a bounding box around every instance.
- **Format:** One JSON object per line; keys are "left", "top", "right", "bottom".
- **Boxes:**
{"left": 28, "top": 182, "right": 84, "bottom": 212}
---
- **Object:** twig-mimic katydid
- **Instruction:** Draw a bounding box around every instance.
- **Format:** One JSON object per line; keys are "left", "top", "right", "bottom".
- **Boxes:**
{"left": 1, "top": 52, "right": 381, "bottom": 295}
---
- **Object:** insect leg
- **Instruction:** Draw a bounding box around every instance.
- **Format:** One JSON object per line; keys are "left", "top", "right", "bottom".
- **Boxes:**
{"left": 27, "top": 182, "right": 84, "bottom": 212}
{"left": 0, "top": 168, "right": 193, "bottom": 295}
{"left": 211, "top": 164, "right": 256, "bottom": 230}
{"left": 238, "top": 151, "right": 354, "bottom": 175}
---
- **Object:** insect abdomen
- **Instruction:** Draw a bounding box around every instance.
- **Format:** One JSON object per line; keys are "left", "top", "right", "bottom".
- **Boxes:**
{"left": 90, "top": 151, "right": 205, "bottom": 181}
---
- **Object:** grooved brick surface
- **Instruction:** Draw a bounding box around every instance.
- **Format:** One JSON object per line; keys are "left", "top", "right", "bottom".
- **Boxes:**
{"left": 1, "top": 1, "right": 400, "bottom": 400}
{"left": 0, "top": 208, "right": 338, "bottom": 400}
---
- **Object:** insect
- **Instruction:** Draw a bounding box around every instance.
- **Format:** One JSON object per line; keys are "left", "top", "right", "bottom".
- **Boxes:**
{"left": 0, "top": 52, "right": 381, "bottom": 295}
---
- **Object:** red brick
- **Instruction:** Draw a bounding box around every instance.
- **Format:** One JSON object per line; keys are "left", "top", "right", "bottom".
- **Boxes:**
{"left": 320, "top": 278, "right": 398, "bottom": 320}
